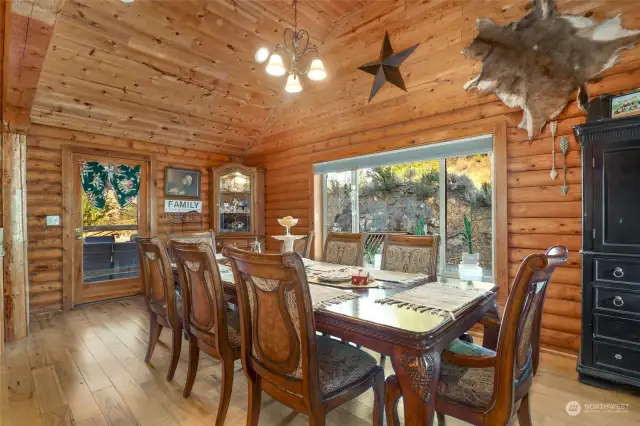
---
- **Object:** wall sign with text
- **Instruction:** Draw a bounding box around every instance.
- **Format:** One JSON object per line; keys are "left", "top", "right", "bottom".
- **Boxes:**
{"left": 164, "top": 199, "right": 203, "bottom": 213}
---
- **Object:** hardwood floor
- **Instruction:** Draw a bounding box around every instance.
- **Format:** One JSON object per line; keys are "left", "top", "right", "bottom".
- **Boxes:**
{"left": 1, "top": 296, "right": 639, "bottom": 426}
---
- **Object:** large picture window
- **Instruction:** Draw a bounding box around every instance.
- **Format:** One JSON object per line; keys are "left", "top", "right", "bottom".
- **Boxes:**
{"left": 318, "top": 135, "right": 494, "bottom": 281}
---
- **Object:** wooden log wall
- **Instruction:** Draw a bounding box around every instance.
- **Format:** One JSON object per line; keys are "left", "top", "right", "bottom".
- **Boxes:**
{"left": 25, "top": 124, "right": 229, "bottom": 314}
{"left": 245, "top": 0, "right": 640, "bottom": 353}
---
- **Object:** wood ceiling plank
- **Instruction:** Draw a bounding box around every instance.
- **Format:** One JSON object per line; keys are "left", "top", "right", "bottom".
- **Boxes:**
{"left": 28, "top": 0, "right": 369, "bottom": 148}
{"left": 40, "top": 42, "right": 272, "bottom": 126}
{"left": 3, "top": 0, "right": 66, "bottom": 130}
{"left": 37, "top": 73, "right": 261, "bottom": 140}
{"left": 30, "top": 109, "right": 245, "bottom": 155}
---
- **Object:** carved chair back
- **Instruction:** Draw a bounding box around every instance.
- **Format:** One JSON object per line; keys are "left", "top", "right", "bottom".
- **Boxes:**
{"left": 167, "top": 230, "right": 217, "bottom": 260}
{"left": 491, "top": 246, "right": 568, "bottom": 414}
{"left": 224, "top": 247, "right": 321, "bottom": 404}
{"left": 281, "top": 231, "right": 315, "bottom": 258}
{"left": 381, "top": 235, "right": 439, "bottom": 278}
{"left": 322, "top": 232, "right": 366, "bottom": 266}
{"left": 171, "top": 240, "right": 230, "bottom": 352}
{"left": 134, "top": 237, "right": 179, "bottom": 326}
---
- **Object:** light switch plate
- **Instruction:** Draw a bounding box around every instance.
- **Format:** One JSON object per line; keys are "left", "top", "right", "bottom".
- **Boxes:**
{"left": 46, "top": 215, "right": 61, "bottom": 226}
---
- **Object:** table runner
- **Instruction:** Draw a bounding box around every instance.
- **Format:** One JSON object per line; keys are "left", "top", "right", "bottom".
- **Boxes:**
{"left": 305, "top": 261, "right": 430, "bottom": 285}
{"left": 216, "top": 265, "right": 359, "bottom": 308}
{"left": 375, "top": 282, "right": 489, "bottom": 320}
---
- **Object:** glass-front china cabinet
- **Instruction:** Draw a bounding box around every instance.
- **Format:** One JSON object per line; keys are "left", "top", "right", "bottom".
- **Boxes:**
{"left": 210, "top": 163, "right": 265, "bottom": 252}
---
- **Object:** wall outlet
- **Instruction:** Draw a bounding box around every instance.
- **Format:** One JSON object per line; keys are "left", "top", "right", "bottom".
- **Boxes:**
{"left": 46, "top": 215, "right": 61, "bottom": 226}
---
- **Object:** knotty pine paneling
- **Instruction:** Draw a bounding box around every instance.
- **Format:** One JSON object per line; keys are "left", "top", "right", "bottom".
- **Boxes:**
{"left": 26, "top": 124, "right": 228, "bottom": 313}
{"left": 245, "top": 1, "right": 640, "bottom": 352}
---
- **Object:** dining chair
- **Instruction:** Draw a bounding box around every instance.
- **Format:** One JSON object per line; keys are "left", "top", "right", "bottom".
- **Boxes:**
{"left": 385, "top": 246, "right": 568, "bottom": 426}
{"left": 381, "top": 234, "right": 439, "bottom": 279}
{"left": 134, "top": 237, "right": 183, "bottom": 381}
{"left": 167, "top": 229, "right": 217, "bottom": 257}
{"left": 322, "top": 232, "right": 366, "bottom": 266}
{"left": 170, "top": 240, "right": 241, "bottom": 425}
{"left": 281, "top": 230, "right": 315, "bottom": 258}
{"left": 223, "top": 247, "right": 385, "bottom": 426}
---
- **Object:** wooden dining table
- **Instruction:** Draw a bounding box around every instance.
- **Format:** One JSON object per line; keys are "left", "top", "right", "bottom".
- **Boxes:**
{"left": 175, "top": 258, "right": 499, "bottom": 426}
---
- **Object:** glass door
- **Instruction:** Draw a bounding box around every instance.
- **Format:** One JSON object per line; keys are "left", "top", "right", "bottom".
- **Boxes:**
{"left": 218, "top": 171, "right": 252, "bottom": 233}
{"left": 73, "top": 153, "right": 148, "bottom": 305}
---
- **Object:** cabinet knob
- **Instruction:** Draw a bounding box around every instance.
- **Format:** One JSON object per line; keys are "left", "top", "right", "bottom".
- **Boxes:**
{"left": 613, "top": 296, "right": 624, "bottom": 307}
{"left": 613, "top": 267, "right": 624, "bottom": 278}
{"left": 615, "top": 353, "right": 623, "bottom": 360}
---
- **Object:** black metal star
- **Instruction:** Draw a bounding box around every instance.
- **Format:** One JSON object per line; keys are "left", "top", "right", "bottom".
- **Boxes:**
{"left": 359, "top": 31, "right": 419, "bottom": 102}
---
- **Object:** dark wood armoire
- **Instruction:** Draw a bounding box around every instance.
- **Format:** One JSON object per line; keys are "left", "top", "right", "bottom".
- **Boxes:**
{"left": 574, "top": 115, "right": 640, "bottom": 388}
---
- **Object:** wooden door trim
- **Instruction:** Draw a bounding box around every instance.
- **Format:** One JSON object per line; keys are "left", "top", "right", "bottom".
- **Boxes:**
{"left": 62, "top": 146, "right": 156, "bottom": 309}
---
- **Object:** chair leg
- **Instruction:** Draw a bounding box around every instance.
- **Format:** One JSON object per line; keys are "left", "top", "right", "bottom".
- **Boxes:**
{"left": 517, "top": 393, "right": 532, "bottom": 426}
{"left": 372, "top": 369, "right": 385, "bottom": 426}
{"left": 166, "top": 324, "right": 182, "bottom": 381}
{"left": 246, "top": 375, "right": 262, "bottom": 426}
{"left": 145, "top": 313, "right": 162, "bottom": 363}
{"left": 437, "top": 412, "right": 446, "bottom": 425}
{"left": 215, "top": 356, "right": 235, "bottom": 426}
{"left": 309, "top": 410, "right": 326, "bottom": 426}
{"left": 183, "top": 337, "right": 199, "bottom": 398}
{"left": 385, "top": 374, "right": 402, "bottom": 426}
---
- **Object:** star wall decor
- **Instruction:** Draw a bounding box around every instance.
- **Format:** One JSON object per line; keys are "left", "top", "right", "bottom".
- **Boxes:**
{"left": 358, "top": 31, "right": 419, "bottom": 102}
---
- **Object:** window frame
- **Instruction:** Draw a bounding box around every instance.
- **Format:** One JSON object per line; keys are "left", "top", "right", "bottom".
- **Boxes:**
{"left": 320, "top": 144, "right": 495, "bottom": 281}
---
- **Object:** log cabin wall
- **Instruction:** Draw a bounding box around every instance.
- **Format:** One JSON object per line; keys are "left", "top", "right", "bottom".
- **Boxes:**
{"left": 245, "top": 0, "right": 640, "bottom": 353}
{"left": 26, "top": 124, "right": 230, "bottom": 314}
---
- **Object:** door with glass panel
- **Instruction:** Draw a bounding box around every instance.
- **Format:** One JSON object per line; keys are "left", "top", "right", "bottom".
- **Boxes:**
{"left": 72, "top": 153, "right": 148, "bottom": 305}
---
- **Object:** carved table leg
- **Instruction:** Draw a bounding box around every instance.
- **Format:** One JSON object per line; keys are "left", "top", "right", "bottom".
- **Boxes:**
{"left": 391, "top": 349, "right": 442, "bottom": 426}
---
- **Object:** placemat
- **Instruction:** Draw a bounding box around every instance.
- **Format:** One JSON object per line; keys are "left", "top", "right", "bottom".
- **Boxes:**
{"left": 375, "top": 282, "right": 489, "bottom": 319}
{"left": 309, "top": 284, "right": 360, "bottom": 309}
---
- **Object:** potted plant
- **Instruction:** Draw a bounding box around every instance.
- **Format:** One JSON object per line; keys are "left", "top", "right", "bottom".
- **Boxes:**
{"left": 459, "top": 206, "right": 483, "bottom": 280}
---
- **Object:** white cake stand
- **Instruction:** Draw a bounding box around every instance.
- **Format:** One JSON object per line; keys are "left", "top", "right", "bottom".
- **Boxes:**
{"left": 272, "top": 235, "right": 305, "bottom": 253}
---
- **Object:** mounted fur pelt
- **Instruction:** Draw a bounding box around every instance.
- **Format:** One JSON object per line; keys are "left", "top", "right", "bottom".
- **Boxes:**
{"left": 462, "top": 0, "right": 640, "bottom": 139}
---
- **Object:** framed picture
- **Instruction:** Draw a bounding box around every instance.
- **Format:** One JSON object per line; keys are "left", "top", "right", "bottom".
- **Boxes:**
{"left": 611, "top": 90, "right": 640, "bottom": 119}
{"left": 164, "top": 167, "right": 201, "bottom": 198}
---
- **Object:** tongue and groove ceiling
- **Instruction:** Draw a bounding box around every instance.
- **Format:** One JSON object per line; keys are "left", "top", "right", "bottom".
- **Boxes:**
{"left": 31, "top": 0, "right": 369, "bottom": 155}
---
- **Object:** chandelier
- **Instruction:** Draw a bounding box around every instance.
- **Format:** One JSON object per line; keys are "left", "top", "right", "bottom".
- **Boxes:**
{"left": 254, "top": 0, "right": 327, "bottom": 93}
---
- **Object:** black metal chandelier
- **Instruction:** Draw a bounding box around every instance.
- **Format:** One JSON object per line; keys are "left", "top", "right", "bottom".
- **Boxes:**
{"left": 254, "top": 0, "right": 327, "bottom": 93}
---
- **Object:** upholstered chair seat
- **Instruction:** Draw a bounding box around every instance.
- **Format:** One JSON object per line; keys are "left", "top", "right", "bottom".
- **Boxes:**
{"left": 316, "top": 336, "right": 379, "bottom": 397}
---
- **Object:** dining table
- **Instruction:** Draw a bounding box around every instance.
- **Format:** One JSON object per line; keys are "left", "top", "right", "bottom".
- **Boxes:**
{"left": 174, "top": 257, "right": 499, "bottom": 426}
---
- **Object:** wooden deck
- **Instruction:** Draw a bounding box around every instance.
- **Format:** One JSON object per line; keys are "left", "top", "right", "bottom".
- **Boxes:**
{"left": 1, "top": 296, "right": 638, "bottom": 426}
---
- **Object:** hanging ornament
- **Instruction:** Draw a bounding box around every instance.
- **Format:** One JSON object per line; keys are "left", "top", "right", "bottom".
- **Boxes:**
{"left": 550, "top": 121, "right": 558, "bottom": 180}
{"left": 358, "top": 31, "right": 419, "bottom": 102}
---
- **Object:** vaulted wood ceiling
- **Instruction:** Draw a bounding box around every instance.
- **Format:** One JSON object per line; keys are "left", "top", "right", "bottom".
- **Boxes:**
{"left": 31, "top": 0, "right": 369, "bottom": 155}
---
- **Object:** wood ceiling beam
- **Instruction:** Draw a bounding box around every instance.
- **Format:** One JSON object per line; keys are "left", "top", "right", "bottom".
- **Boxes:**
{"left": 3, "top": 0, "right": 66, "bottom": 133}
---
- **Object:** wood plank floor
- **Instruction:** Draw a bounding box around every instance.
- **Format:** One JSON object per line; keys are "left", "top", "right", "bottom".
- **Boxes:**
{"left": 1, "top": 296, "right": 639, "bottom": 426}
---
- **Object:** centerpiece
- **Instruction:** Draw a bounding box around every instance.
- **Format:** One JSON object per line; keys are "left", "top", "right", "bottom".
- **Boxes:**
{"left": 273, "top": 216, "right": 304, "bottom": 253}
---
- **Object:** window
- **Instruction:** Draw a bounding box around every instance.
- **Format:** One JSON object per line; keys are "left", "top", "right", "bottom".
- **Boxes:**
{"left": 318, "top": 135, "right": 494, "bottom": 281}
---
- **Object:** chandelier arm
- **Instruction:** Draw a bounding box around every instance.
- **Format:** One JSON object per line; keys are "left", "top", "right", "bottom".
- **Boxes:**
{"left": 282, "top": 28, "right": 295, "bottom": 51}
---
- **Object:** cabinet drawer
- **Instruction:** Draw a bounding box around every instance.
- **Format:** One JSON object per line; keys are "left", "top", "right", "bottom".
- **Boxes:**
{"left": 595, "top": 258, "right": 640, "bottom": 285}
{"left": 595, "top": 288, "right": 640, "bottom": 314}
{"left": 594, "top": 315, "right": 640, "bottom": 344}
{"left": 594, "top": 342, "right": 640, "bottom": 377}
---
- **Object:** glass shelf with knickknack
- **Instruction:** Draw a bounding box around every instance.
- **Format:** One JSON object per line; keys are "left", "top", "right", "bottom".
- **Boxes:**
{"left": 218, "top": 171, "right": 252, "bottom": 234}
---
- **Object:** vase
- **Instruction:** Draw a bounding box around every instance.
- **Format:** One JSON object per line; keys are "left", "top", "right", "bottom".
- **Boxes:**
{"left": 459, "top": 252, "right": 483, "bottom": 281}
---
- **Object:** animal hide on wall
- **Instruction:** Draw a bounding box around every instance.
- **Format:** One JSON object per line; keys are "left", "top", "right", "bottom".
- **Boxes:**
{"left": 462, "top": 0, "right": 640, "bottom": 139}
